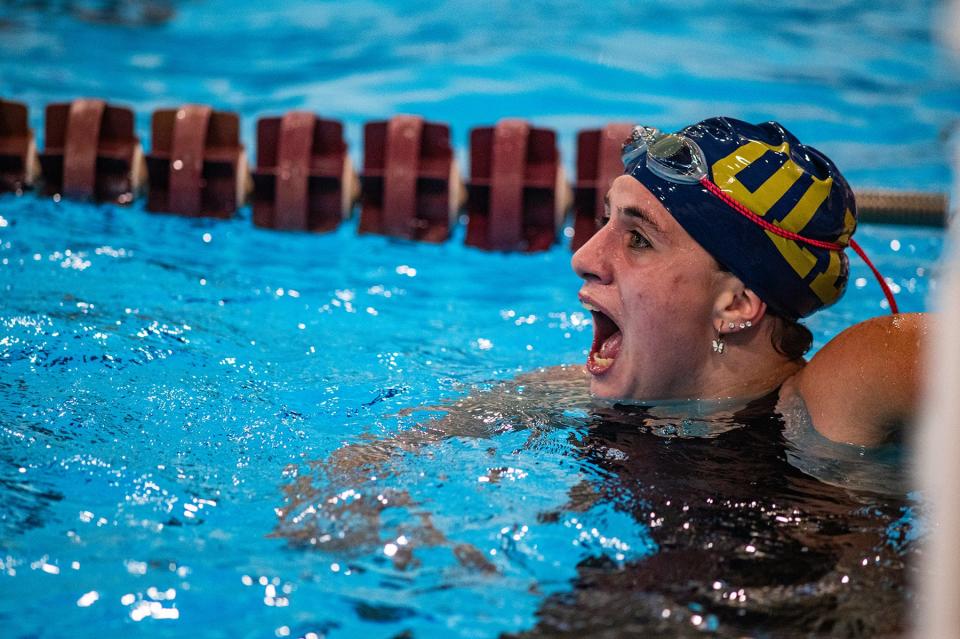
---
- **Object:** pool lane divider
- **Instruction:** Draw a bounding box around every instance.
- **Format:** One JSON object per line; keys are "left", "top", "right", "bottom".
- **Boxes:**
{"left": 359, "top": 115, "right": 461, "bottom": 242}
{"left": 0, "top": 99, "right": 40, "bottom": 194}
{"left": 146, "top": 105, "right": 249, "bottom": 218}
{"left": 855, "top": 190, "right": 948, "bottom": 227}
{"left": 252, "top": 112, "right": 357, "bottom": 232}
{"left": 466, "top": 119, "right": 571, "bottom": 252}
{"left": 572, "top": 123, "right": 634, "bottom": 251}
{"left": 38, "top": 99, "right": 145, "bottom": 203}
{"left": 0, "top": 97, "right": 951, "bottom": 243}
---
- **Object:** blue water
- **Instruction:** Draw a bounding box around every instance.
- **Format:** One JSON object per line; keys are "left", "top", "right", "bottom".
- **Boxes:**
{"left": 0, "top": 1, "right": 954, "bottom": 637}
{"left": 1, "top": 0, "right": 958, "bottom": 191}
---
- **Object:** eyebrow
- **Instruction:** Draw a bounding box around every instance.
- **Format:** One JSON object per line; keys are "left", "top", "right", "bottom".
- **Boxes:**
{"left": 603, "top": 193, "right": 665, "bottom": 234}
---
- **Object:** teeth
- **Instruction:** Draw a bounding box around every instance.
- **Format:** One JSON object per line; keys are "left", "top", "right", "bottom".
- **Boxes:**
{"left": 593, "top": 356, "right": 614, "bottom": 367}
{"left": 582, "top": 302, "right": 599, "bottom": 312}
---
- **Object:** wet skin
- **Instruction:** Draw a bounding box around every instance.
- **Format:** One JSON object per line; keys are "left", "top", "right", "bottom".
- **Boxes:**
{"left": 573, "top": 175, "right": 926, "bottom": 446}
{"left": 572, "top": 175, "right": 732, "bottom": 400}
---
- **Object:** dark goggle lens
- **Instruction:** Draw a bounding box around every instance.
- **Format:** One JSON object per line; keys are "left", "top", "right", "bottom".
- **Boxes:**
{"left": 647, "top": 134, "right": 706, "bottom": 182}
{"left": 649, "top": 135, "right": 695, "bottom": 169}
{"left": 620, "top": 126, "right": 706, "bottom": 183}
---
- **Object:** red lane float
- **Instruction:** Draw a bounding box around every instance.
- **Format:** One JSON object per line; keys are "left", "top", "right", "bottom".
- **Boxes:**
{"left": 38, "top": 99, "right": 144, "bottom": 203}
{"left": 146, "top": 105, "right": 248, "bottom": 217}
{"left": 359, "top": 115, "right": 460, "bottom": 242}
{"left": 465, "top": 119, "right": 570, "bottom": 252}
{"left": 252, "top": 112, "right": 357, "bottom": 232}
{"left": 571, "top": 123, "right": 633, "bottom": 251}
{"left": 0, "top": 99, "right": 38, "bottom": 194}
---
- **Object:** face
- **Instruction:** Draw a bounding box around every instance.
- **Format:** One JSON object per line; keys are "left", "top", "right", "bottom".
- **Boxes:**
{"left": 572, "top": 175, "right": 725, "bottom": 400}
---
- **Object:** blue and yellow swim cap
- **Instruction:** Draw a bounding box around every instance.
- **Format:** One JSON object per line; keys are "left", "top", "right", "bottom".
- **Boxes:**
{"left": 628, "top": 117, "right": 858, "bottom": 320}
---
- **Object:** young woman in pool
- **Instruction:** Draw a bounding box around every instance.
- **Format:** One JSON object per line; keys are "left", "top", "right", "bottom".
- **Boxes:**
{"left": 275, "top": 119, "right": 921, "bottom": 636}
{"left": 573, "top": 116, "right": 924, "bottom": 447}
{"left": 298, "top": 117, "right": 924, "bottom": 475}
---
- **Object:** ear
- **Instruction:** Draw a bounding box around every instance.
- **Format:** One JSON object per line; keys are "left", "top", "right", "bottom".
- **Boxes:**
{"left": 712, "top": 277, "right": 767, "bottom": 334}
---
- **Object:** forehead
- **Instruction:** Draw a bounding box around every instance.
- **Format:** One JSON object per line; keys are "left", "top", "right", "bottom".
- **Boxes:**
{"left": 607, "top": 175, "right": 689, "bottom": 240}
{"left": 606, "top": 176, "right": 723, "bottom": 274}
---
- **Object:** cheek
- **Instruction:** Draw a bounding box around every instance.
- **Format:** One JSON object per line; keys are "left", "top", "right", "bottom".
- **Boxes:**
{"left": 624, "top": 269, "right": 713, "bottom": 332}
{"left": 665, "top": 273, "right": 705, "bottom": 312}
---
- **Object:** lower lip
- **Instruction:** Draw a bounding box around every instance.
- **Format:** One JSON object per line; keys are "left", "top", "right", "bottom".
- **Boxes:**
{"left": 586, "top": 326, "right": 622, "bottom": 376}
{"left": 586, "top": 352, "right": 615, "bottom": 376}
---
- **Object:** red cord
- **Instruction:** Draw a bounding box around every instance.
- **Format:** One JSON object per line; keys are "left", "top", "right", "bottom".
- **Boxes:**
{"left": 699, "top": 176, "right": 899, "bottom": 314}
{"left": 849, "top": 238, "right": 899, "bottom": 313}
{"left": 699, "top": 177, "right": 845, "bottom": 250}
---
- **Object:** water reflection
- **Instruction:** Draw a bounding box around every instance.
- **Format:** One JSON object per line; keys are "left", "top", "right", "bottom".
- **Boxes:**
{"left": 275, "top": 366, "right": 915, "bottom": 637}
{"left": 516, "top": 385, "right": 912, "bottom": 637}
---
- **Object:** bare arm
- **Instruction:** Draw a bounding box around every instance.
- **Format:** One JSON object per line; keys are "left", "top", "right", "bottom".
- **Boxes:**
{"left": 326, "top": 364, "right": 589, "bottom": 470}
{"left": 272, "top": 364, "right": 590, "bottom": 557}
{"left": 786, "top": 313, "right": 927, "bottom": 446}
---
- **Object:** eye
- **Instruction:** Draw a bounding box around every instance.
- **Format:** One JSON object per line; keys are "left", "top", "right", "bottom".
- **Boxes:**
{"left": 629, "top": 230, "right": 651, "bottom": 249}
{"left": 597, "top": 214, "right": 610, "bottom": 230}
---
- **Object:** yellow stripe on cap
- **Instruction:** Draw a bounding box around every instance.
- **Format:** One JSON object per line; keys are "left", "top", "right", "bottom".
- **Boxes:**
{"left": 779, "top": 172, "right": 832, "bottom": 235}
{"left": 711, "top": 140, "right": 794, "bottom": 216}
{"left": 837, "top": 208, "right": 856, "bottom": 246}
{"left": 712, "top": 138, "right": 846, "bottom": 306}
{"left": 809, "top": 249, "right": 845, "bottom": 304}
{"left": 764, "top": 231, "right": 817, "bottom": 279}
{"left": 711, "top": 140, "right": 833, "bottom": 235}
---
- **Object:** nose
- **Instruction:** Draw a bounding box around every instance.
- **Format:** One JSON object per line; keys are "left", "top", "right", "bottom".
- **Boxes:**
{"left": 571, "top": 221, "right": 613, "bottom": 284}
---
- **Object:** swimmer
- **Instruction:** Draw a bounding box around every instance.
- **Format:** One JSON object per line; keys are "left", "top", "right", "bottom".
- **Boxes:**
{"left": 573, "top": 117, "right": 925, "bottom": 447}
{"left": 288, "top": 117, "right": 924, "bottom": 488}
{"left": 274, "top": 119, "right": 921, "bottom": 635}
{"left": 272, "top": 118, "right": 924, "bottom": 639}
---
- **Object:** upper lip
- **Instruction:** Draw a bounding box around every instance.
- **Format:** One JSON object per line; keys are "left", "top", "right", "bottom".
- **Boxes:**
{"left": 579, "top": 290, "right": 622, "bottom": 362}
{"left": 578, "top": 290, "right": 613, "bottom": 320}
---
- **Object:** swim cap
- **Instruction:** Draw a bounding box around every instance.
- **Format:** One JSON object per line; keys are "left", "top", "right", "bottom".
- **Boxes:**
{"left": 629, "top": 117, "right": 857, "bottom": 320}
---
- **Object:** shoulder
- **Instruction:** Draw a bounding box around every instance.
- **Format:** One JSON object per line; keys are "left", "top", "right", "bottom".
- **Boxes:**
{"left": 781, "top": 313, "right": 928, "bottom": 446}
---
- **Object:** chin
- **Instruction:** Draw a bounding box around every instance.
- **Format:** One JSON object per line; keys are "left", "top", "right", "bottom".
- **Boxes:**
{"left": 588, "top": 374, "right": 631, "bottom": 400}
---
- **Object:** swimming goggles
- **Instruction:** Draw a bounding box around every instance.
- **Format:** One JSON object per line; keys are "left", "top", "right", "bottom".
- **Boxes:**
{"left": 621, "top": 126, "right": 708, "bottom": 184}
{"left": 620, "top": 125, "right": 900, "bottom": 313}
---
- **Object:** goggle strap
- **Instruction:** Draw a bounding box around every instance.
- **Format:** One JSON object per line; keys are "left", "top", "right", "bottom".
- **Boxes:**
{"left": 849, "top": 238, "right": 900, "bottom": 314}
{"left": 699, "top": 176, "right": 899, "bottom": 315}
{"left": 700, "top": 177, "right": 843, "bottom": 250}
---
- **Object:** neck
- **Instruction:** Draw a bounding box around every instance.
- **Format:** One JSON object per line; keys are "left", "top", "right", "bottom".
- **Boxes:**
{"left": 697, "top": 327, "right": 805, "bottom": 401}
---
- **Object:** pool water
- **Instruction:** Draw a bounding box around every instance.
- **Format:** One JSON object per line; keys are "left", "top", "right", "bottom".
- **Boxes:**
{"left": 0, "top": 1, "right": 955, "bottom": 637}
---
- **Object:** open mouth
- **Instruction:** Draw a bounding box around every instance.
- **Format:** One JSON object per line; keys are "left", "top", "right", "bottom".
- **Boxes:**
{"left": 584, "top": 304, "right": 622, "bottom": 376}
